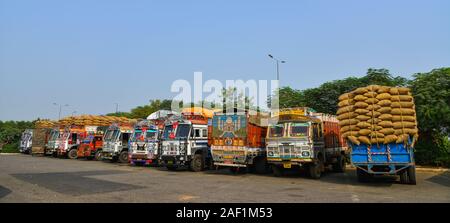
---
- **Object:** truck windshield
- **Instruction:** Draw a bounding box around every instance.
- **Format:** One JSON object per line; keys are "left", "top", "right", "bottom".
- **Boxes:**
{"left": 175, "top": 124, "right": 190, "bottom": 139}
{"left": 111, "top": 130, "right": 121, "bottom": 141}
{"left": 49, "top": 131, "right": 58, "bottom": 140}
{"left": 146, "top": 130, "right": 157, "bottom": 139}
{"left": 131, "top": 130, "right": 143, "bottom": 142}
{"left": 104, "top": 130, "right": 114, "bottom": 141}
{"left": 268, "top": 124, "right": 284, "bottom": 137}
{"left": 163, "top": 125, "right": 173, "bottom": 140}
{"left": 290, "top": 123, "right": 309, "bottom": 137}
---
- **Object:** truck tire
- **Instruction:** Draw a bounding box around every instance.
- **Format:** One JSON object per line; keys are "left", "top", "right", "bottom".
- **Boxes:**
{"left": 254, "top": 157, "right": 268, "bottom": 174}
{"left": 68, "top": 149, "right": 78, "bottom": 159}
{"left": 399, "top": 169, "right": 409, "bottom": 184}
{"left": 118, "top": 151, "right": 128, "bottom": 163}
{"left": 190, "top": 154, "right": 204, "bottom": 172}
{"left": 356, "top": 168, "right": 370, "bottom": 183}
{"left": 272, "top": 165, "right": 284, "bottom": 177}
{"left": 332, "top": 155, "right": 346, "bottom": 173}
{"left": 94, "top": 150, "right": 102, "bottom": 161}
{"left": 308, "top": 161, "right": 322, "bottom": 179}
{"left": 407, "top": 166, "right": 417, "bottom": 185}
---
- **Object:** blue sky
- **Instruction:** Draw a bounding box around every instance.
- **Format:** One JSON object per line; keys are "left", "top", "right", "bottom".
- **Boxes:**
{"left": 1, "top": 0, "right": 449, "bottom": 120}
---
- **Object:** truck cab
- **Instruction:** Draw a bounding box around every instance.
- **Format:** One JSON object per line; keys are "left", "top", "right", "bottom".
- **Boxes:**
{"left": 78, "top": 134, "right": 103, "bottom": 160}
{"left": 266, "top": 107, "right": 347, "bottom": 179}
{"left": 160, "top": 109, "right": 211, "bottom": 171}
{"left": 101, "top": 124, "right": 133, "bottom": 163}
{"left": 19, "top": 129, "right": 33, "bottom": 154}
{"left": 129, "top": 121, "right": 160, "bottom": 166}
{"left": 57, "top": 126, "right": 85, "bottom": 159}
{"left": 45, "top": 128, "right": 61, "bottom": 157}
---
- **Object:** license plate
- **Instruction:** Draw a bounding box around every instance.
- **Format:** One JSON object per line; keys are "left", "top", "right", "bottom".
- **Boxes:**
{"left": 167, "top": 161, "right": 173, "bottom": 164}
{"left": 224, "top": 160, "right": 233, "bottom": 164}
{"left": 224, "top": 155, "right": 233, "bottom": 159}
{"left": 137, "top": 159, "right": 142, "bottom": 161}
{"left": 283, "top": 163, "right": 292, "bottom": 168}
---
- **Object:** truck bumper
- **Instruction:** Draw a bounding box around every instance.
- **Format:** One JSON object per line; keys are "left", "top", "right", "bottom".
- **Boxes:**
{"left": 354, "top": 163, "right": 414, "bottom": 175}
{"left": 160, "top": 155, "right": 189, "bottom": 167}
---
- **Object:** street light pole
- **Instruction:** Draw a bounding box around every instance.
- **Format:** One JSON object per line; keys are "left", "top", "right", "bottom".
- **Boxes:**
{"left": 268, "top": 54, "right": 286, "bottom": 82}
{"left": 53, "top": 103, "right": 69, "bottom": 120}
{"left": 114, "top": 103, "right": 119, "bottom": 114}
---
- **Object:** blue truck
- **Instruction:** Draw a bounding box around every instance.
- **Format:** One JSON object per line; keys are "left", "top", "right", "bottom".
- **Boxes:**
{"left": 350, "top": 136, "right": 416, "bottom": 185}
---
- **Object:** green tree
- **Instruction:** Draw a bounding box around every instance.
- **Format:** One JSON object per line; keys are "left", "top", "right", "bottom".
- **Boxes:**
{"left": 410, "top": 68, "right": 450, "bottom": 166}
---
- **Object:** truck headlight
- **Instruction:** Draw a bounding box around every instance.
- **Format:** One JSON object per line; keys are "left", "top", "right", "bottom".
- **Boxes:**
{"left": 302, "top": 151, "right": 310, "bottom": 157}
{"left": 268, "top": 151, "right": 274, "bottom": 156}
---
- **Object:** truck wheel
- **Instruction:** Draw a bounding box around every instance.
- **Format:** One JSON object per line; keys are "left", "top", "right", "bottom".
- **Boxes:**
{"left": 190, "top": 154, "right": 204, "bottom": 172}
{"left": 94, "top": 150, "right": 102, "bottom": 161}
{"left": 399, "top": 169, "right": 409, "bottom": 184}
{"left": 308, "top": 161, "right": 322, "bottom": 179}
{"left": 118, "top": 151, "right": 128, "bottom": 163}
{"left": 407, "top": 166, "right": 417, "bottom": 185}
{"left": 356, "top": 168, "right": 370, "bottom": 183}
{"left": 272, "top": 165, "right": 284, "bottom": 177}
{"left": 332, "top": 155, "right": 346, "bottom": 173}
{"left": 68, "top": 149, "right": 78, "bottom": 159}
{"left": 254, "top": 157, "right": 268, "bottom": 174}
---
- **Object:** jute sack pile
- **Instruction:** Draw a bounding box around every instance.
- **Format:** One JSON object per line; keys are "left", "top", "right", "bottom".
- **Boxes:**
{"left": 58, "top": 115, "right": 137, "bottom": 127}
{"left": 337, "top": 85, "right": 419, "bottom": 146}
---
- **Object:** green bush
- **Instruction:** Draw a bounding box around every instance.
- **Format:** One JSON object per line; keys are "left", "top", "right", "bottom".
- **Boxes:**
{"left": 1, "top": 142, "right": 20, "bottom": 153}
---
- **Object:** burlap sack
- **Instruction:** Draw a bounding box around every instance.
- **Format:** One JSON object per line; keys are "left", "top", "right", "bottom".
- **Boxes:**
{"left": 371, "top": 125, "right": 383, "bottom": 131}
{"left": 364, "top": 92, "right": 377, "bottom": 98}
{"left": 369, "top": 132, "right": 385, "bottom": 138}
{"left": 396, "top": 134, "right": 409, "bottom": 143}
{"left": 356, "top": 115, "right": 371, "bottom": 121}
{"left": 355, "top": 102, "right": 369, "bottom": 108}
{"left": 367, "top": 104, "right": 381, "bottom": 111}
{"left": 357, "top": 122, "right": 371, "bottom": 129}
{"left": 392, "top": 115, "right": 416, "bottom": 122}
{"left": 354, "top": 87, "right": 368, "bottom": 94}
{"left": 359, "top": 129, "right": 371, "bottom": 136}
{"left": 342, "top": 131, "right": 359, "bottom": 138}
{"left": 378, "top": 100, "right": 391, "bottom": 107}
{"left": 338, "top": 93, "right": 353, "bottom": 101}
{"left": 347, "top": 136, "right": 360, "bottom": 145}
{"left": 379, "top": 121, "right": 394, "bottom": 128}
{"left": 378, "top": 114, "right": 393, "bottom": 121}
{"left": 358, "top": 136, "right": 371, "bottom": 144}
{"left": 340, "top": 125, "right": 360, "bottom": 133}
{"left": 337, "top": 105, "right": 353, "bottom": 115}
{"left": 391, "top": 95, "right": 413, "bottom": 102}
{"left": 355, "top": 108, "right": 370, "bottom": 114}
{"left": 391, "top": 102, "right": 414, "bottom": 108}
{"left": 378, "top": 107, "right": 392, "bottom": 114}
{"left": 371, "top": 138, "right": 385, "bottom": 144}
{"left": 338, "top": 112, "right": 357, "bottom": 120}
{"left": 365, "top": 98, "right": 379, "bottom": 104}
{"left": 393, "top": 121, "right": 416, "bottom": 129}
{"left": 354, "top": 95, "right": 368, "bottom": 101}
{"left": 367, "top": 85, "right": 381, "bottom": 91}
{"left": 390, "top": 87, "right": 410, "bottom": 95}
{"left": 376, "top": 93, "right": 392, "bottom": 100}
{"left": 377, "top": 86, "right": 391, "bottom": 94}
{"left": 384, "top": 135, "right": 398, "bottom": 144}
{"left": 391, "top": 108, "right": 415, "bottom": 115}
{"left": 366, "top": 111, "right": 381, "bottom": 117}
{"left": 339, "top": 119, "right": 359, "bottom": 126}
{"left": 338, "top": 99, "right": 353, "bottom": 107}
{"left": 368, "top": 118, "right": 381, "bottom": 124}
{"left": 379, "top": 128, "right": 395, "bottom": 135}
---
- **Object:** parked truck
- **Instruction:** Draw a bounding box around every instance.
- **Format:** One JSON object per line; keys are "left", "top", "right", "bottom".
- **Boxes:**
{"left": 160, "top": 107, "right": 212, "bottom": 171}
{"left": 129, "top": 120, "right": 160, "bottom": 166}
{"left": 76, "top": 126, "right": 106, "bottom": 160}
{"left": 266, "top": 107, "right": 348, "bottom": 179}
{"left": 101, "top": 123, "right": 134, "bottom": 163}
{"left": 337, "top": 85, "right": 418, "bottom": 184}
{"left": 31, "top": 128, "right": 51, "bottom": 156}
{"left": 44, "top": 128, "right": 63, "bottom": 157}
{"left": 19, "top": 129, "right": 33, "bottom": 154}
{"left": 210, "top": 109, "right": 269, "bottom": 174}
{"left": 57, "top": 125, "right": 87, "bottom": 159}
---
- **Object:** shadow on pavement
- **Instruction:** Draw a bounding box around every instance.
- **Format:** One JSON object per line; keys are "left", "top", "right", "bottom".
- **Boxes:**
{"left": 0, "top": 185, "right": 12, "bottom": 199}
{"left": 426, "top": 171, "right": 450, "bottom": 187}
{"left": 11, "top": 170, "right": 144, "bottom": 196}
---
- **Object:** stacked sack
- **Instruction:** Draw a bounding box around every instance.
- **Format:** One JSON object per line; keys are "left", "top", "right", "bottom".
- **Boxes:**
{"left": 337, "top": 85, "right": 419, "bottom": 146}
{"left": 58, "top": 115, "right": 137, "bottom": 127}
{"left": 35, "top": 120, "right": 56, "bottom": 128}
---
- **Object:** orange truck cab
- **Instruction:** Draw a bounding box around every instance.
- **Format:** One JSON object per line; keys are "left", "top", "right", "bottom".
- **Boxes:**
{"left": 210, "top": 109, "right": 269, "bottom": 173}
{"left": 266, "top": 107, "right": 348, "bottom": 179}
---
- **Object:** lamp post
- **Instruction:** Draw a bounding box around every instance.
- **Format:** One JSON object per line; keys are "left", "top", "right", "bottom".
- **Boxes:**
{"left": 268, "top": 54, "right": 286, "bottom": 82}
{"left": 53, "top": 103, "right": 69, "bottom": 120}
{"left": 114, "top": 103, "right": 119, "bottom": 114}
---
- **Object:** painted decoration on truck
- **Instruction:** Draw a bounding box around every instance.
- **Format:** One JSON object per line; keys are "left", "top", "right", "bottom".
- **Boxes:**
{"left": 212, "top": 114, "right": 247, "bottom": 139}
